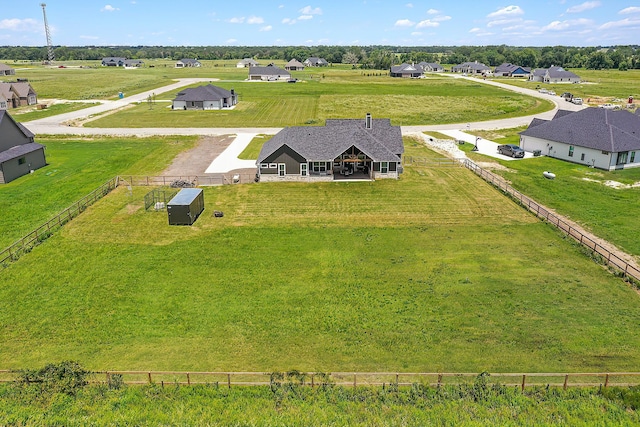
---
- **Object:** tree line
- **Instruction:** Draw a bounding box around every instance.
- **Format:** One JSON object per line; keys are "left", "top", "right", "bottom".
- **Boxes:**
{"left": 1, "top": 45, "right": 638, "bottom": 71}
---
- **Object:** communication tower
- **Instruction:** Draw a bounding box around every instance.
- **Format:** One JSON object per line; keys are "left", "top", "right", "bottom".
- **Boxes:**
{"left": 41, "top": 3, "right": 55, "bottom": 63}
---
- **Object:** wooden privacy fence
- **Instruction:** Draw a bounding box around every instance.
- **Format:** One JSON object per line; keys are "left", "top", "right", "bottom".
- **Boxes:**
{"left": 0, "top": 177, "right": 118, "bottom": 265}
{"left": 462, "top": 159, "right": 640, "bottom": 284}
{"left": 3, "top": 370, "right": 640, "bottom": 390}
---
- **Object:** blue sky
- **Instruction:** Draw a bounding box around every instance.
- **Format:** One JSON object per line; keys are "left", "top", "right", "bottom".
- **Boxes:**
{"left": 1, "top": 1, "right": 640, "bottom": 47}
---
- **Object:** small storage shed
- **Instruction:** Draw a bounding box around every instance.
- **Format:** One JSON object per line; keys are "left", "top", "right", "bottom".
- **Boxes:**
{"left": 167, "top": 188, "right": 204, "bottom": 225}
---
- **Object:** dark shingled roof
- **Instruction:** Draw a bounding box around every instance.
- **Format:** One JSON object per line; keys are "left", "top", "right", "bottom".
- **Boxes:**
{"left": 0, "top": 142, "right": 44, "bottom": 163}
{"left": 257, "top": 118, "right": 403, "bottom": 163}
{"left": 527, "top": 118, "right": 548, "bottom": 128}
{"left": 520, "top": 108, "right": 640, "bottom": 152}
{"left": 553, "top": 109, "right": 575, "bottom": 120}
{"left": 0, "top": 110, "right": 34, "bottom": 138}
{"left": 249, "top": 65, "right": 289, "bottom": 76}
{"left": 390, "top": 63, "right": 420, "bottom": 74}
{"left": 174, "top": 84, "right": 232, "bottom": 102}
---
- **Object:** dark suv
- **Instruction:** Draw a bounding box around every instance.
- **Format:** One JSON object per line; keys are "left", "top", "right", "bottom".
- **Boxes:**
{"left": 497, "top": 144, "right": 525, "bottom": 158}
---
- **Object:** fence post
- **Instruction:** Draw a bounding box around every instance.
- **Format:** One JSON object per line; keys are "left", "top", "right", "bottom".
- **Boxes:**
{"left": 227, "top": 373, "right": 231, "bottom": 389}
{"left": 148, "top": 372, "right": 152, "bottom": 384}
{"left": 187, "top": 373, "right": 191, "bottom": 386}
{"left": 521, "top": 374, "right": 526, "bottom": 391}
{"left": 354, "top": 374, "right": 357, "bottom": 388}
{"left": 564, "top": 374, "right": 569, "bottom": 390}
{"left": 605, "top": 373, "right": 610, "bottom": 388}
{"left": 437, "top": 374, "right": 443, "bottom": 387}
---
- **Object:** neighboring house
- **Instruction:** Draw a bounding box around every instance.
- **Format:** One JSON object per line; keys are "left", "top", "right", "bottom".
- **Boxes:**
{"left": 172, "top": 84, "right": 237, "bottom": 110}
{"left": 237, "top": 58, "right": 259, "bottom": 68}
{"left": 123, "top": 59, "right": 144, "bottom": 68}
{"left": 390, "top": 63, "right": 423, "bottom": 78}
{"left": 494, "top": 63, "right": 531, "bottom": 77}
{"left": 0, "top": 110, "right": 46, "bottom": 184}
{"left": 529, "top": 66, "right": 580, "bottom": 83}
{"left": 248, "top": 64, "right": 291, "bottom": 81}
{"left": 0, "top": 84, "right": 12, "bottom": 110}
{"left": 451, "top": 61, "right": 492, "bottom": 75}
{"left": 101, "top": 57, "right": 127, "bottom": 67}
{"left": 418, "top": 62, "right": 443, "bottom": 72}
{"left": 0, "top": 82, "right": 37, "bottom": 108}
{"left": 519, "top": 108, "right": 640, "bottom": 170}
{"left": 304, "top": 57, "right": 328, "bottom": 67}
{"left": 175, "top": 58, "right": 201, "bottom": 68}
{"left": 256, "top": 114, "right": 404, "bottom": 182}
{"left": 285, "top": 59, "right": 305, "bottom": 71}
{"left": 0, "top": 63, "right": 15, "bottom": 76}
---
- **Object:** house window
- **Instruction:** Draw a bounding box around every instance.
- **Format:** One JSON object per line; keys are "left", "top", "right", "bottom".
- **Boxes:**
{"left": 18, "top": 157, "right": 26, "bottom": 165}
{"left": 269, "top": 163, "right": 277, "bottom": 168}
{"left": 617, "top": 152, "right": 629, "bottom": 165}
{"left": 381, "top": 162, "right": 389, "bottom": 174}
{"left": 312, "top": 162, "right": 327, "bottom": 173}
{"left": 631, "top": 152, "right": 636, "bottom": 163}
{"left": 568, "top": 146, "right": 574, "bottom": 157}
{"left": 301, "top": 163, "right": 308, "bottom": 176}
{"left": 580, "top": 153, "right": 585, "bottom": 161}
{"left": 260, "top": 163, "right": 268, "bottom": 169}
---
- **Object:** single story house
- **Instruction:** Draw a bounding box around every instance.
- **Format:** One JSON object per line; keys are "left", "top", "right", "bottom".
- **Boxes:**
{"left": 304, "top": 57, "right": 328, "bottom": 67}
{"left": 256, "top": 114, "right": 404, "bottom": 182}
{"left": 519, "top": 108, "right": 640, "bottom": 170}
{"left": 494, "top": 63, "right": 531, "bottom": 77}
{"left": 451, "top": 61, "right": 492, "bottom": 75}
{"left": 390, "top": 63, "right": 423, "bottom": 78}
{"left": 101, "top": 57, "right": 127, "bottom": 67}
{"left": 0, "top": 82, "right": 37, "bottom": 108}
{"left": 175, "top": 58, "right": 201, "bottom": 68}
{"left": 0, "top": 110, "right": 46, "bottom": 184}
{"left": 237, "top": 58, "right": 259, "bottom": 68}
{"left": 285, "top": 59, "right": 305, "bottom": 71}
{"left": 248, "top": 64, "right": 290, "bottom": 81}
{"left": 123, "top": 59, "right": 144, "bottom": 68}
{"left": 529, "top": 66, "right": 580, "bottom": 83}
{"left": 172, "top": 84, "right": 237, "bottom": 110}
{"left": 418, "top": 62, "right": 443, "bottom": 72}
{"left": 0, "top": 63, "right": 15, "bottom": 76}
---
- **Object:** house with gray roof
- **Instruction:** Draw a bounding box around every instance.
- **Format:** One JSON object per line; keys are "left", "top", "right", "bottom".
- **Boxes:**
{"left": 0, "top": 111, "right": 46, "bottom": 184}
{"left": 529, "top": 66, "right": 580, "bottom": 83}
{"left": 175, "top": 58, "right": 201, "bottom": 68}
{"left": 520, "top": 108, "right": 640, "bottom": 170}
{"left": 248, "top": 64, "right": 291, "bottom": 81}
{"left": 494, "top": 63, "right": 530, "bottom": 77}
{"left": 451, "top": 61, "right": 492, "bottom": 75}
{"left": 0, "top": 82, "right": 37, "bottom": 108}
{"left": 390, "top": 63, "right": 423, "bottom": 78}
{"left": 304, "top": 57, "right": 328, "bottom": 67}
{"left": 101, "top": 57, "right": 127, "bottom": 67}
{"left": 124, "top": 59, "right": 144, "bottom": 68}
{"left": 172, "top": 84, "right": 237, "bottom": 110}
{"left": 418, "top": 62, "right": 443, "bottom": 72}
{"left": 285, "top": 59, "right": 305, "bottom": 71}
{"left": 256, "top": 114, "right": 404, "bottom": 182}
{"left": 237, "top": 58, "right": 259, "bottom": 68}
{"left": 0, "top": 63, "right": 15, "bottom": 76}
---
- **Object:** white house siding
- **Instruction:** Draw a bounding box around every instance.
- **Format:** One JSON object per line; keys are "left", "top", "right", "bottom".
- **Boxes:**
{"left": 520, "top": 135, "right": 612, "bottom": 169}
{"left": 172, "top": 101, "right": 187, "bottom": 110}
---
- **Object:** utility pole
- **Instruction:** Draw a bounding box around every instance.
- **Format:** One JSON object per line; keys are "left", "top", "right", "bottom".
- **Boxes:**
{"left": 41, "top": 3, "right": 55, "bottom": 63}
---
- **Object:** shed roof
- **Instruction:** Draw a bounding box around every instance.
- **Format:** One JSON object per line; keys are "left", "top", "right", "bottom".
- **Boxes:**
{"left": 0, "top": 142, "right": 44, "bottom": 163}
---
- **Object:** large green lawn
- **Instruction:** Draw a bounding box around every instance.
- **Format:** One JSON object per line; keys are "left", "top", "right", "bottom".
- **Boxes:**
{"left": 1, "top": 139, "right": 639, "bottom": 373}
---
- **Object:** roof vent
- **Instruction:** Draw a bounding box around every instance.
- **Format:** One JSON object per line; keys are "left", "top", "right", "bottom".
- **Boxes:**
{"left": 365, "top": 113, "right": 372, "bottom": 129}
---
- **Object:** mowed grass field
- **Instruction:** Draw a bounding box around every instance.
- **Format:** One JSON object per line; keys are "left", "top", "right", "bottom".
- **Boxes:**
{"left": 1, "top": 138, "right": 640, "bottom": 373}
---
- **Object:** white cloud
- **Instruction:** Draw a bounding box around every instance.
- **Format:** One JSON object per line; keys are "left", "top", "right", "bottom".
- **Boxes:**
{"left": 566, "top": 1, "right": 600, "bottom": 13}
{"left": 619, "top": 7, "right": 640, "bottom": 14}
{"left": 433, "top": 15, "right": 451, "bottom": 22}
{"left": 260, "top": 25, "right": 272, "bottom": 31}
{"left": 541, "top": 18, "right": 593, "bottom": 31}
{"left": 487, "top": 5, "right": 523, "bottom": 18}
{"left": 395, "top": 19, "right": 415, "bottom": 27}
{"left": 427, "top": 8, "right": 439, "bottom": 15}
{"left": 79, "top": 35, "right": 99, "bottom": 40}
{"left": 411, "top": 31, "right": 422, "bottom": 35}
{"left": 469, "top": 27, "right": 481, "bottom": 33}
{"left": 599, "top": 17, "right": 640, "bottom": 29}
{"left": 226, "top": 38, "right": 238, "bottom": 44}
{"left": 298, "top": 15, "right": 313, "bottom": 20}
{"left": 279, "top": 4, "right": 284, "bottom": 8}
{"left": 488, "top": 18, "right": 522, "bottom": 28}
{"left": 101, "top": 4, "right": 119, "bottom": 12}
{"left": 282, "top": 17, "right": 295, "bottom": 24}
{"left": 247, "top": 16, "right": 264, "bottom": 24}
{"left": 406, "top": 3, "right": 413, "bottom": 7}
{"left": 416, "top": 20, "right": 439, "bottom": 28}
{"left": 0, "top": 18, "right": 40, "bottom": 32}
{"left": 299, "top": 6, "right": 322, "bottom": 15}
{"left": 229, "top": 17, "right": 245, "bottom": 24}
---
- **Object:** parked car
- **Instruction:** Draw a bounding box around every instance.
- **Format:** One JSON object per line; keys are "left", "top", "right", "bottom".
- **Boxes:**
{"left": 548, "top": 91, "right": 556, "bottom": 96}
{"left": 561, "top": 92, "right": 573, "bottom": 101}
{"left": 600, "top": 103, "right": 620, "bottom": 110}
{"left": 572, "top": 97, "right": 583, "bottom": 105}
{"left": 497, "top": 144, "right": 525, "bottom": 158}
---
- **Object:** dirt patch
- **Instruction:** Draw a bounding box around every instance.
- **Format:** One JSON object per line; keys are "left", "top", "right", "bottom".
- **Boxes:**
{"left": 475, "top": 161, "right": 515, "bottom": 172}
{"left": 161, "top": 135, "right": 236, "bottom": 176}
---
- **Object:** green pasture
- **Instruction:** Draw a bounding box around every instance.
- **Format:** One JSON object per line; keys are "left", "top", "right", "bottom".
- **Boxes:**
{"left": 463, "top": 127, "right": 640, "bottom": 258}
{"left": 0, "top": 136, "right": 198, "bottom": 249}
{"left": 84, "top": 75, "right": 551, "bottom": 128}
{"left": 494, "top": 68, "right": 640, "bottom": 104}
{"left": 10, "top": 102, "right": 98, "bottom": 123}
{"left": 2, "top": 381, "right": 640, "bottom": 425}
{"left": 1, "top": 138, "right": 640, "bottom": 373}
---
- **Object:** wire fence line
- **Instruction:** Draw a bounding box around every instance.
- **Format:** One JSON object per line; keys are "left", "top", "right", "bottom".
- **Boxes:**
{"left": 462, "top": 159, "right": 640, "bottom": 284}
{"left": 2, "top": 370, "right": 640, "bottom": 390}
